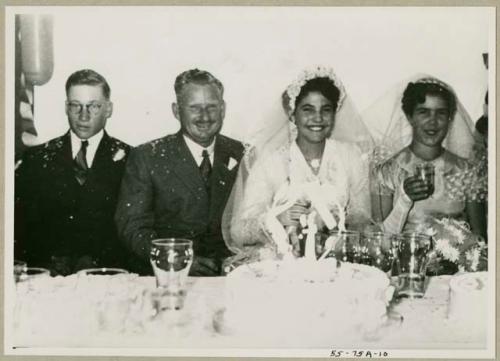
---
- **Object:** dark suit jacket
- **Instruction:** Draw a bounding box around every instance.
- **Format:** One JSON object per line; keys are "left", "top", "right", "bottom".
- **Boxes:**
{"left": 15, "top": 131, "right": 131, "bottom": 274}
{"left": 115, "top": 131, "right": 244, "bottom": 274}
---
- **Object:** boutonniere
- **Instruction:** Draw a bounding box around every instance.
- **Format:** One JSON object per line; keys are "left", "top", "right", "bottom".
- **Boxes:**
{"left": 112, "top": 148, "right": 126, "bottom": 162}
{"left": 227, "top": 157, "right": 238, "bottom": 171}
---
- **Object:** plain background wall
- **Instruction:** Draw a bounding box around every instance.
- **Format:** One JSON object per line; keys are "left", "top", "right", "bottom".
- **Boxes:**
{"left": 10, "top": 6, "right": 492, "bottom": 146}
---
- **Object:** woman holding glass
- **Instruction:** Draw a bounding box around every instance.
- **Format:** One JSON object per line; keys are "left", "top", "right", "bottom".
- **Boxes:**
{"left": 366, "top": 76, "right": 486, "bottom": 239}
{"left": 222, "top": 66, "right": 373, "bottom": 266}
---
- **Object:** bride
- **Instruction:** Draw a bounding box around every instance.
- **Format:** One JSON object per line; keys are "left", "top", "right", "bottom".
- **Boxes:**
{"left": 222, "top": 66, "right": 373, "bottom": 268}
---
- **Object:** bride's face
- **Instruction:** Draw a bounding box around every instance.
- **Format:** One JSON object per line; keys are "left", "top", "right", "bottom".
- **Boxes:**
{"left": 293, "top": 91, "right": 335, "bottom": 145}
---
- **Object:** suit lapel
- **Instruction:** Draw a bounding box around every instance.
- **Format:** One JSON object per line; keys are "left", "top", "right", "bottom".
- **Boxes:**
{"left": 168, "top": 133, "right": 208, "bottom": 197}
{"left": 86, "top": 132, "right": 113, "bottom": 183}
{"left": 209, "top": 136, "right": 236, "bottom": 219}
{"left": 52, "top": 132, "right": 80, "bottom": 187}
{"left": 54, "top": 132, "right": 74, "bottom": 166}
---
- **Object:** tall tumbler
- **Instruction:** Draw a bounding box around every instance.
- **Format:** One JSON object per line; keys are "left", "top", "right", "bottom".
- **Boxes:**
{"left": 150, "top": 238, "right": 194, "bottom": 311}
{"left": 393, "top": 233, "right": 433, "bottom": 298}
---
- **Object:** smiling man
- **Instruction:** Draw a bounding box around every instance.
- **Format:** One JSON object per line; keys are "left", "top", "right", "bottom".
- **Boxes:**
{"left": 115, "top": 69, "right": 244, "bottom": 276}
{"left": 15, "top": 69, "right": 131, "bottom": 275}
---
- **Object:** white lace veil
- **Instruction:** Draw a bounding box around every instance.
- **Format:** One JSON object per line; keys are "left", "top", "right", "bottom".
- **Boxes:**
{"left": 222, "top": 66, "right": 373, "bottom": 255}
{"left": 362, "top": 73, "right": 478, "bottom": 163}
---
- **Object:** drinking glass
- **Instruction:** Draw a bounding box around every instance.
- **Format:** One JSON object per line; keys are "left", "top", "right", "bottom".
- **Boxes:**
{"left": 328, "top": 230, "right": 361, "bottom": 263}
{"left": 415, "top": 163, "right": 435, "bottom": 196}
{"left": 360, "top": 232, "right": 396, "bottom": 272}
{"left": 150, "top": 238, "right": 194, "bottom": 311}
{"left": 14, "top": 260, "right": 27, "bottom": 283}
{"left": 77, "top": 267, "right": 130, "bottom": 291}
{"left": 77, "top": 268, "right": 135, "bottom": 332}
{"left": 393, "top": 233, "right": 433, "bottom": 298}
{"left": 16, "top": 267, "right": 51, "bottom": 292}
{"left": 78, "top": 267, "right": 129, "bottom": 276}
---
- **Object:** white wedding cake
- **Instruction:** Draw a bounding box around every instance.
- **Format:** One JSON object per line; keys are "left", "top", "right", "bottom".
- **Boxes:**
{"left": 222, "top": 258, "right": 394, "bottom": 342}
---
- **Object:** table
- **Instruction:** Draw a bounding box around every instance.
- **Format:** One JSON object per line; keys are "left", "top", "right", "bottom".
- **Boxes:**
{"left": 11, "top": 275, "right": 487, "bottom": 350}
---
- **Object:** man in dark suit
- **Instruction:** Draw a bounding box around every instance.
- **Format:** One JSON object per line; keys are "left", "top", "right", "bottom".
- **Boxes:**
{"left": 115, "top": 69, "right": 244, "bottom": 276}
{"left": 15, "top": 69, "right": 131, "bottom": 275}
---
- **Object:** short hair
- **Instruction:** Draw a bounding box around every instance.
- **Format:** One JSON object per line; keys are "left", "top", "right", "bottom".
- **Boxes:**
{"left": 174, "top": 69, "right": 224, "bottom": 99}
{"left": 401, "top": 81, "right": 457, "bottom": 118}
{"left": 293, "top": 77, "right": 341, "bottom": 113}
{"left": 65, "top": 69, "right": 111, "bottom": 99}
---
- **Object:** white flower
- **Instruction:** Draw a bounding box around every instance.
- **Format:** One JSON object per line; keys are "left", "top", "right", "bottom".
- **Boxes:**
{"left": 465, "top": 248, "right": 480, "bottom": 272}
{"left": 113, "top": 149, "right": 126, "bottom": 162}
{"left": 450, "top": 227, "right": 465, "bottom": 244}
{"left": 227, "top": 157, "right": 238, "bottom": 171}
{"left": 435, "top": 238, "right": 459, "bottom": 263}
{"left": 424, "top": 226, "right": 437, "bottom": 238}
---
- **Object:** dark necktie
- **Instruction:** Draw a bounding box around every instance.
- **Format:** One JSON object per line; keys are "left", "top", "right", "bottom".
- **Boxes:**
{"left": 74, "top": 140, "right": 89, "bottom": 185}
{"left": 199, "top": 149, "right": 212, "bottom": 190}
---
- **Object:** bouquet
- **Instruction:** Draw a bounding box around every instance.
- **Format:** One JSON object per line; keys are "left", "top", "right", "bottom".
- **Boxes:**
{"left": 415, "top": 217, "right": 487, "bottom": 274}
{"left": 265, "top": 180, "right": 346, "bottom": 260}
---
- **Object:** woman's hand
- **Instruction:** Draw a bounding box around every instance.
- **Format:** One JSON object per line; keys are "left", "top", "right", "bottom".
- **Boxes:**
{"left": 403, "top": 175, "right": 433, "bottom": 201}
{"left": 276, "top": 201, "right": 309, "bottom": 227}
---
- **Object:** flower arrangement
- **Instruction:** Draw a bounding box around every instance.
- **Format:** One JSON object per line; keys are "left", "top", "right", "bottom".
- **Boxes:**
{"left": 264, "top": 180, "right": 346, "bottom": 260}
{"left": 415, "top": 217, "right": 487, "bottom": 274}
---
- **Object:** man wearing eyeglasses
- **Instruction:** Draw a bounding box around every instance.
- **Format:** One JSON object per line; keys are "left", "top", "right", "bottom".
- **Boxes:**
{"left": 115, "top": 69, "right": 244, "bottom": 276}
{"left": 15, "top": 69, "right": 131, "bottom": 275}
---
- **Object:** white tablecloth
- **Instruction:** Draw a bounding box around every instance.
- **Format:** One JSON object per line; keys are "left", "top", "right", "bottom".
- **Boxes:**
{"left": 12, "top": 275, "right": 487, "bottom": 350}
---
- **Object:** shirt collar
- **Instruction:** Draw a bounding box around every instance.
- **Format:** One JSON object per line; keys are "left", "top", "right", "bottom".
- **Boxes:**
{"left": 183, "top": 134, "right": 215, "bottom": 158}
{"left": 70, "top": 129, "right": 104, "bottom": 163}
{"left": 70, "top": 129, "right": 104, "bottom": 149}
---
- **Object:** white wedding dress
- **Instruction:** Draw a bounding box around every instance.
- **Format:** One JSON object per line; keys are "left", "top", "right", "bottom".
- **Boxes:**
{"left": 227, "top": 139, "right": 371, "bottom": 252}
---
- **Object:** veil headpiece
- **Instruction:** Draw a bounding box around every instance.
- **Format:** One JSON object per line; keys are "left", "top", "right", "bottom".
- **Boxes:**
{"left": 362, "top": 73, "right": 477, "bottom": 163}
{"left": 283, "top": 66, "right": 347, "bottom": 115}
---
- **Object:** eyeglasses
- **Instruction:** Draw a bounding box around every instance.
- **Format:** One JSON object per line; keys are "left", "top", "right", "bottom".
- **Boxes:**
{"left": 66, "top": 101, "right": 106, "bottom": 115}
